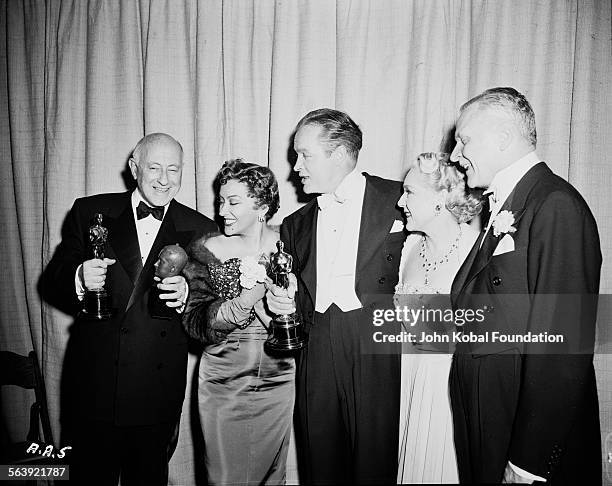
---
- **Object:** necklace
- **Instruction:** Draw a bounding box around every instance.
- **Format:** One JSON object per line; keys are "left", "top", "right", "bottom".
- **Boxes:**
{"left": 419, "top": 226, "right": 463, "bottom": 286}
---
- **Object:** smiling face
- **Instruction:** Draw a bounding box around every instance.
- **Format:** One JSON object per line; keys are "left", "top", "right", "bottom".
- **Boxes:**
{"left": 293, "top": 124, "right": 338, "bottom": 194}
{"left": 450, "top": 106, "right": 505, "bottom": 189}
{"left": 130, "top": 140, "right": 183, "bottom": 207}
{"left": 397, "top": 169, "right": 444, "bottom": 232}
{"left": 218, "top": 179, "right": 266, "bottom": 237}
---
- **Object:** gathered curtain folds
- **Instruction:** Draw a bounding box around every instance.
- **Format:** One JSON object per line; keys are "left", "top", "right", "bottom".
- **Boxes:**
{"left": 1, "top": 0, "right": 611, "bottom": 483}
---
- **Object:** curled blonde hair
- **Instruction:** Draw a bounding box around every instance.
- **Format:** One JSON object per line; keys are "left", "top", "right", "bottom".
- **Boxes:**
{"left": 414, "top": 152, "right": 482, "bottom": 224}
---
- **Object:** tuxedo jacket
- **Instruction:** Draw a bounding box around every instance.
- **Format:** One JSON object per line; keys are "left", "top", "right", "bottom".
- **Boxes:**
{"left": 280, "top": 173, "right": 405, "bottom": 334}
{"left": 450, "top": 163, "right": 602, "bottom": 483}
{"left": 43, "top": 192, "right": 216, "bottom": 426}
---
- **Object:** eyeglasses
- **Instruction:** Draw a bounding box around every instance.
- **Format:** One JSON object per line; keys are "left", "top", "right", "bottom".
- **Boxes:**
{"left": 416, "top": 152, "right": 450, "bottom": 174}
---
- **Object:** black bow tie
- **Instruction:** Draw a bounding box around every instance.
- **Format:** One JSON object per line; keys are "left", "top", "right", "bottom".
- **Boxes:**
{"left": 136, "top": 201, "right": 164, "bottom": 221}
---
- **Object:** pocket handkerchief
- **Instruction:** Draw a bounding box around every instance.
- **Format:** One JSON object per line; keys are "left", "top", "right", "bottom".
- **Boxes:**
{"left": 493, "top": 233, "right": 515, "bottom": 256}
{"left": 390, "top": 220, "right": 405, "bottom": 233}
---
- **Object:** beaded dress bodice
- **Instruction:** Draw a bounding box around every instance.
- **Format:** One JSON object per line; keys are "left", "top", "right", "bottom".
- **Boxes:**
{"left": 205, "top": 253, "right": 271, "bottom": 339}
{"left": 208, "top": 254, "right": 270, "bottom": 300}
{"left": 208, "top": 258, "right": 243, "bottom": 300}
{"left": 394, "top": 234, "right": 455, "bottom": 352}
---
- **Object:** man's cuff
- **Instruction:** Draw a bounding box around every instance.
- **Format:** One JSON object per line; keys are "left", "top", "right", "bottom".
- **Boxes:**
{"left": 509, "top": 461, "right": 546, "bottom": 482}
{"left": 75, "top": 264, "right": 85, "bottom": 301}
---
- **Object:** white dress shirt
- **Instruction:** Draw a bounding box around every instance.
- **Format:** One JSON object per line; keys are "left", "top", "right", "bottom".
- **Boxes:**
{"left": 131, "top": 190, "right": 168, "bottom": 265}
{"left": 315, "top": 169, "right": 366, "bottom": 313}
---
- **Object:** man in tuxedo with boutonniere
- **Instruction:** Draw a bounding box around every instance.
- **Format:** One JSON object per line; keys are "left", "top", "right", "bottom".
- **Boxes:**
{"left": 449, "top": 87, "right": 602, "bottom": 484}
{"left": 42, "top": 133, "right": 216, "bottom": 485}
{"left": 267, "top": 108, "right": 405, "bottom": 484}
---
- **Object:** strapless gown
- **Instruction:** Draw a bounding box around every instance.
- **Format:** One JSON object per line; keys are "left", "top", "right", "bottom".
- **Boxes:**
{"left": 185, "top": 248, "right": 296, "bottom": 485}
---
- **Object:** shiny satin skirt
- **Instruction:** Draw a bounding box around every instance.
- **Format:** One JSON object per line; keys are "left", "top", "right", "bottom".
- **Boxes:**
{"left": 199, "top": 324, "right": 296, "bottom": 485}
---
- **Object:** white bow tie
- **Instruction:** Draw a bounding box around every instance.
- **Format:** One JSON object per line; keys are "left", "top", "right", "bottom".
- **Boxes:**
{"left": 317, "top": 192, "right": 346, "bottom": 211}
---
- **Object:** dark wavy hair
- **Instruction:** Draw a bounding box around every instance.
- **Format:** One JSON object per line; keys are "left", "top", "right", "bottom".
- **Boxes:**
{"left": 214, "top": 159, "right": 280, "bottom": 221}
{"left": 295, "top": 108, "right": 362, "bottom": 161}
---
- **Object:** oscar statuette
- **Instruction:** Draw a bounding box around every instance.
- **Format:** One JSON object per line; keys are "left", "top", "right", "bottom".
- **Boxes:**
{"left": 149, "top": 244, "right": 188, "bottom": 319}
{"left": 80, "top": 213, "right": 114, "bottom": 320}
{"left": 265, "top": 241, "right": 306, "bottom": 352}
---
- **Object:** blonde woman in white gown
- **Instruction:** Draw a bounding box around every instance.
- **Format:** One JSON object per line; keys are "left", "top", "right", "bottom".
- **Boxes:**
{"left": 395, "top": 152, "right": 482, "bottom": 484}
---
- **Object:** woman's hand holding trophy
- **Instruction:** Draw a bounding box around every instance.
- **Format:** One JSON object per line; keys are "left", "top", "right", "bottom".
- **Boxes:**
{"left": 264, "top": 241, "right": 305, "bottom": 351}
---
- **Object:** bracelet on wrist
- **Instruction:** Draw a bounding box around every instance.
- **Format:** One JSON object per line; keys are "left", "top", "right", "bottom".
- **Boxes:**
{"left": 235, "top": 309, "right": 257, "bottom": 330}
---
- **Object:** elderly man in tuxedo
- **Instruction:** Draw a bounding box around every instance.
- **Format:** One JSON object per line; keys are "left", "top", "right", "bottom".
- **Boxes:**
{"left": 449, "top": 87, "right": 602, "bottom": 484}
{"left": 43, "top": 133, "right": 216, "bottom": 485}
{"left": 268, "top": 108, "right": 405, "bottom": 484}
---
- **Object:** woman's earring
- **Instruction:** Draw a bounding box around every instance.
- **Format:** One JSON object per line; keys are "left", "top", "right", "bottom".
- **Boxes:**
{"left": 434, "top": 203, "right": 442, "bottom": 216}
{"left": 257, "top": 214, "right": 265, "bottom": 223}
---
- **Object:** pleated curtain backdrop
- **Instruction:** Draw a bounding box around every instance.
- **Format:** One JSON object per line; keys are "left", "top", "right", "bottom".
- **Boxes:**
{"left": 1, "top": 1, "right": 611, "bottom": 484}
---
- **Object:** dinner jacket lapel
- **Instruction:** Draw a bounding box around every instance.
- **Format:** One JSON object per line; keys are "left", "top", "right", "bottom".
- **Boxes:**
{"left": 293, "top": 201, "right": 318, "bottom": 309}
{"left": 125, "top": 199, "right": 194, "bottom": 312}
{"left": 454, "top": 162, "right": 548, "bottom": 295}
{"left": 355, "top": 175, "right": 397, "bottom": 293}
{"left": 107, "top": 195, "right": 143, "bottom": 287}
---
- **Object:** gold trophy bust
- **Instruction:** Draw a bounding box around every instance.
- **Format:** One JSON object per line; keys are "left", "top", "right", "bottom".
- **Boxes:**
{"left": 265, "top": 241, "right": 306, "bottom": 352}
{"left": 80, "top": 213, "right": 114, "bottom": 320}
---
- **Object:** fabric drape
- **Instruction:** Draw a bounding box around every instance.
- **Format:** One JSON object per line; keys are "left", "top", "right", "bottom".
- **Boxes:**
{"left": 1, "top": 1, "right": 611, "bottom": 484}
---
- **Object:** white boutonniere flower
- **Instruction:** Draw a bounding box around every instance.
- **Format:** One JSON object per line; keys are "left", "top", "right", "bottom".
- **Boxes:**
{"left": 492, "top": 210, "right": 517, "bottom": 237}
{"left": 239, "top": 256, "right": 268, "bottom": 289}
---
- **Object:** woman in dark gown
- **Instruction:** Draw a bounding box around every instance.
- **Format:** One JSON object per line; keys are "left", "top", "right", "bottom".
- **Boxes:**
{"left": 182, "top": 159, "right": 295, "bottom": 485}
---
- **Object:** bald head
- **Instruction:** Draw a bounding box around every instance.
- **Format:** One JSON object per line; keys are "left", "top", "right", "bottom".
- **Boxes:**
{"left": 129, "top": 133, "right": 184, "bottom": 207}
{"left": 132, "top": 133, "right": 183, "bottom": 165}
